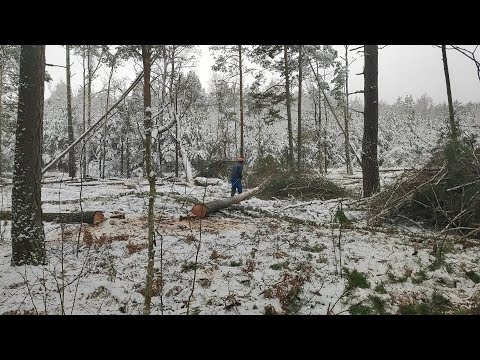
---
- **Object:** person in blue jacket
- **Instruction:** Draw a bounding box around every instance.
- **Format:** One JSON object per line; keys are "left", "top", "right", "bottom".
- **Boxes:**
{"left": 230, "top": 157, "right": 244, "bottom": 197}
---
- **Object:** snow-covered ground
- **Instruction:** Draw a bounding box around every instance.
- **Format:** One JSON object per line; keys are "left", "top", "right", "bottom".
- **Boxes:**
{"left": 1, "top": 169, "right": 479, "bottom": 315}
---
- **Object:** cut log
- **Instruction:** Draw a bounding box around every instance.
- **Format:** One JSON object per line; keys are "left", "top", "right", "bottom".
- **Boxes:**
{"left": 191, "top": 180, "right": 268, "bottom": 218}
{"left": 1, "top": 210, "right": 105, "bottom": 225}
{"left": 194, "top": 177, "right": 222, "bottom": 187}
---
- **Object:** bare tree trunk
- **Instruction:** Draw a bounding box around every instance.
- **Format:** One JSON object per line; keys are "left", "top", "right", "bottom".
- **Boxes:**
{"left": 157, "top": 47, "right": 168, "bottom": 176}
{"left": 66, "top": 45, "right": 75, "bottom": 178}
{"left": 284, "top": 45, "right": 294, "bottom": 169}
{"left": 169, "top": 47, "right": 179, "bottom": 177}
{"left": 442, "top": 45, "right": 459, "bottom": 145}
{"left": 362, "top": 45, "right": 380, "bottom": 197}
{"left": 344, "top": 45, "right": 353, "bottom": 175}
{"left": 172, "top": 102, "right": 193, "bottom": 184}
{"left": 86, "top": 46, "right": 92, "bottom": 177}
{"left": 175, "top": 85, "right": 179, "bottom": 177}
{"left": 102, "top": 63, "right": 115, "bottom": 179}
{"left": 312, "top": 91, "right": 319, "bottom": 170}
{"left": 120, "top": 136, "right": 124, "bottom": 175}
{"left": 142, "top": 45, "right": 156, "bottom": 315}
{"left": 233, "top": 83, "right": 237, "bottom": 157}
{"left": 126, "top": 105, "right": 130, "bottom": 179}
{"left": 82, "top": 48, "right": 87, "bottom": 178}
{"left": 11, "top": 45, "right": 46, "bottom": 266}
{"left": 316, "top": 83, "right": 324, "bottom": 173}
{"left": 239, "top": 45, "right": 244, "bottom": 158}
{"left": 0, "top": 60, "right": 3, "bottom": 178}
{"left": 297, "top": 45, "right": 303, "bottom": 171}
{"left": 324, "top": 92, "right": 328, "bottom": 173}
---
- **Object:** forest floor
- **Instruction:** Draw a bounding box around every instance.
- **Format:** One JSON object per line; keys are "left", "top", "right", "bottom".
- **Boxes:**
{"left": 1, "top": 168, "right": 480, "bottom": 315}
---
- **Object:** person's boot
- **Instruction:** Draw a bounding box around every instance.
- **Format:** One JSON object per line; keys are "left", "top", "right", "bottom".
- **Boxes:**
{"left": 231, "top": 190, "right": 235, "bottom": 197}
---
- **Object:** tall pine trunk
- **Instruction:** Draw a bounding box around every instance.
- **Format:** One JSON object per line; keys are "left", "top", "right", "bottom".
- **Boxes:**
{"left": 157, "top": 47, "right": 168, "bottom": 176}
{"left": 126, "top": 105, "right": 131, "bottom": 179}
{"left": 82, "top": 48, "right": 87, "bottom": 178}
{"left": 362, "top": 45, "right": 380, "bottom": 197}
{"left": 442, "top": 45, "right": 459, "bottom": 146}
{"left": 297, "top": 45, "right": 303, "bottom": 171}
{"left": 284, "top": 45, "right": 294, "bottom": 168}
{"left": 86, "top": 47, "right": 92, "bottom": 177}
{"left": 66, "top": 45, "right": 76, "bottom": 178}
{"left": 142, "top": 45, "right": 156, "bottom": 315}
{"left": 239, "top": 45, "right": 244, "bottom": 158}
{"left": 102, "top": 64, "right": 115, "bottom": 179}
{"left": 323, "top": 93, "right": 328, "bottom": 173}
{"left": 0, "top": 60, "right": 3, "bottom": 178}
{"left": 11, "top": 45, "right": 46, "bottom": 266}
{"left": 344, "top": 45, "right": 352, "bottom": 175}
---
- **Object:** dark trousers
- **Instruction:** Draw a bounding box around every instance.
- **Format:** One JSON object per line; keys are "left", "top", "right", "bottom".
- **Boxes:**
{"left": 231, "top": 179, "right": 242, "bottom": 196}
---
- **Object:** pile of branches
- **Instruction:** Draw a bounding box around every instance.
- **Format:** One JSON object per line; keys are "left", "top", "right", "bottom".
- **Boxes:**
{"left": 249, "top": 168, "right": 351, "bottom": 200}
{"left": 368, "top": 137, "right": 480, "bottom": 238}
{"left": 246, "top": 155, "right": 351, "bottom": 200}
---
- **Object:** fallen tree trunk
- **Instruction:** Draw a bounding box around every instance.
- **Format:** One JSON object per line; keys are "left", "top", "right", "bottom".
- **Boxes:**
{"left": 191, "top": 186, "right": 261, "bottom": 217}
{"left": 191, "top": 177, "right": 272, "bottom": 218}
{"left": 1, "top": 210, "right": 105, "bottom": 225}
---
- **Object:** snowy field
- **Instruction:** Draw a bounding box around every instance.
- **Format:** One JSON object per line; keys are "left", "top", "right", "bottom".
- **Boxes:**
{"left": 1, "top": 169, "right": 479, "bottom": 315}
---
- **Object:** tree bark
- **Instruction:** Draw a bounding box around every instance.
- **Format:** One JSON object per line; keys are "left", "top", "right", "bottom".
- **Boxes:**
{"left": 362, "top": 45, "right": 380, "bottom": 197}
{"left": 11, "top": 45, "right": 46, "bottom": 266}
{"left": 66, "top": 45, "right": 76, "bottom": 178}
{"left": 284, "top": 45, "right": 294, "bottom": 168}
{"left": 2, "top": 210, "right": 104, "bottom": 224}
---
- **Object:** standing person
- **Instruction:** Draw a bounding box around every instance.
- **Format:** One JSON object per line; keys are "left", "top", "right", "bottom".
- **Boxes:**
{"left": 230, "top": 157, "right": 244, "bottom": 197}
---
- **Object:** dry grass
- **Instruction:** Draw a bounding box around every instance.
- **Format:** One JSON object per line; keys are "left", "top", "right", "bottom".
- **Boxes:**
{"left": 263, "top": 272, "right": 305, "bottom": 314}
{"left": 83, "top": 228, "right": 130, "bottom": 248}
{"left": 126, "top": 241, "right": 147, "bottom": 254}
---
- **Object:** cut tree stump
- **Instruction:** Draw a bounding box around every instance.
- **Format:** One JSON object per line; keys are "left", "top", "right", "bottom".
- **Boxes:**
{"left": 0, "top": 210, "right": 105, "bottom": 225}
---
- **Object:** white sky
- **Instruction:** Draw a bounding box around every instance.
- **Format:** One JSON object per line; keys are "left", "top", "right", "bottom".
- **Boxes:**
{"left": 45, "top": 45, "right": 480, "bottom": 104}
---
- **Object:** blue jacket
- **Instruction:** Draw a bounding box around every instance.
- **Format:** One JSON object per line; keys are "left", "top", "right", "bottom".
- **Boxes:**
{"left": 230, "top": 163, "right": 243, "bottom": 182}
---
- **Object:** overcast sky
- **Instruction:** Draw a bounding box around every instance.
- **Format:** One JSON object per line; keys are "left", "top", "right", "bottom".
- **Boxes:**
{"left": 45, "top": 45, "right": 480, "bottom": 104}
